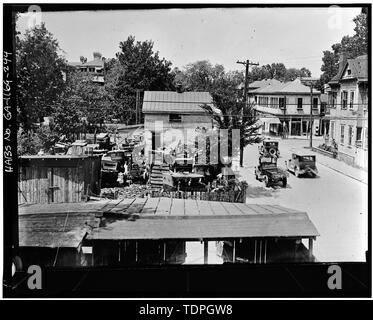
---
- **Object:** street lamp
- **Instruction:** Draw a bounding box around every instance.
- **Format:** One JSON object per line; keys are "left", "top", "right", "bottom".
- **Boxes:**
{"left": 300, "top": 77, "right": 319, "bottom": 148}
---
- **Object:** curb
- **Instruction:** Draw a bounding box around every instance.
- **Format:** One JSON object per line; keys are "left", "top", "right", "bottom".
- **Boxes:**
{"left": 317, "top": 161, "right": 367, "bottom": 185}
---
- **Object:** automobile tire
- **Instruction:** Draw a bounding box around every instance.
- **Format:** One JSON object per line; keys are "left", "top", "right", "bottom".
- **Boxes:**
{"left": 282, "top": 177, "right": 287, "bottom": 187}
{"left": 269, "top": 148, "right": 277, "bottom": 156}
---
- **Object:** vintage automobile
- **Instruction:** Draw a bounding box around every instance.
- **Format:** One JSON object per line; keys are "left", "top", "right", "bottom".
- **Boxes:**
{"left": 171, "top": 157, "right": 194, "bottom": 173}
{"left": 258, "top": 140, "right": 280, "bottom": 158}
{"left": 255, "top": 156, "right": 288, "bottom": 187}
{"left": 286, "top": 153, "right": 318, "bottom": 177}
{"left": 101, "top": 149, "right": 144, "bottom": 186}
{"left": 163, "top": 172, "right": 207, "bottom": 192}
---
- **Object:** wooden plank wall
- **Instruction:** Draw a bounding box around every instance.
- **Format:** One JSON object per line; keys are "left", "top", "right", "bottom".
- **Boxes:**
{"left": 18, "top": 158, "right": 101, "bottom": 205}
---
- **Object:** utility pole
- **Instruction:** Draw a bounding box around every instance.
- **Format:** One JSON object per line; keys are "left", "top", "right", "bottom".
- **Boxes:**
{"left": 300, "top": 77, "right": 318, "bottom": 148}
{"left": 135, "top": 89, "right": 141, "bottom": 124}
{"left": 236, "top": 59, "right": 259, "bottom": 112}
{"left": 310, "top": 82, "right": 313, "bottom": 149}
{"left": 236, "top": 59, "right": 259, "bottom": 167}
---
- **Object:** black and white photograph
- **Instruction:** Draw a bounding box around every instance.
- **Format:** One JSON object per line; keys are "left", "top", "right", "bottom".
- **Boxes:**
{"left": 1, "top": 2, "right": 371, "bottom": 301}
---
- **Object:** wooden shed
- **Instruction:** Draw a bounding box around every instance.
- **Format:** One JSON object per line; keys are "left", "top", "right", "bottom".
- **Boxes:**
{"left": 18, "top": 155, "right": 101, "bottom": 205}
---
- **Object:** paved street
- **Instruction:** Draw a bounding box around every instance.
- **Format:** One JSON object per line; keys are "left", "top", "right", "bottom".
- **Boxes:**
{"left": 239, "top": 137, "right": 368, "bottom": 262}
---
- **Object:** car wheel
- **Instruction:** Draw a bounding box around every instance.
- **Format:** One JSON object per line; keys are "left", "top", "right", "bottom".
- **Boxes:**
{"left": 295, "top": 167, "right": 300, "bottom": 178}
{"left": 282, "top": 177, "right": 287, "bottom": 187}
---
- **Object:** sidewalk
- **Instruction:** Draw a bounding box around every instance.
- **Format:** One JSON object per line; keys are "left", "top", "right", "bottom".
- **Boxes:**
{"left": 307, "top": 148, "right": 368, "bottom": 184}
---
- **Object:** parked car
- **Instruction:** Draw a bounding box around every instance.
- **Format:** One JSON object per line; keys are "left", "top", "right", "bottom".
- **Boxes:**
{"left": 286, "top": 153, "right": 318, "bottom": 177}
{"left": 258, "top": 140, "right": 280, "bottom": 157}
{"left": 255, "top": 156, "right": 288, "bottom": 187}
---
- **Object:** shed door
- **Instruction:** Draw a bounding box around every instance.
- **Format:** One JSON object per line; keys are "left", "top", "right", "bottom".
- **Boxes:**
{"left": 47, "top": 167, "right": 84, "bottom": 203}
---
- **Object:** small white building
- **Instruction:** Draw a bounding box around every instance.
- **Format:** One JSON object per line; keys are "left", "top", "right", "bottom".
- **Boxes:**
{"left": 142, "top": 90, "right": 215, "bottom": 163}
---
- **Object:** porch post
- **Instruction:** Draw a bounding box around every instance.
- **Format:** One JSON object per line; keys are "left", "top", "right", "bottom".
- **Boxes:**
{"left": 204, "top": 240, "right": 208, "bottom": 264}
{"left": 308, "top": 238, "right": 314, "bottom": 261}
{"left": 233, "top": 240, "right": 236, "bottom": 262}
{"left": 163, "top": 242, "right": 166, "bottom": 263}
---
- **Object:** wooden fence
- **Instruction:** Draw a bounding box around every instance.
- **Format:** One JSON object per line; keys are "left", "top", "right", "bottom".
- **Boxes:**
{"left": 150, "top": 189, "right": 246, "bottom": 203}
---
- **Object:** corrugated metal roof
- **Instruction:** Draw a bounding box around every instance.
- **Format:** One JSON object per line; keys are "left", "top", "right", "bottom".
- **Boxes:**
{"left": 142, "top": 91, "right": 213, "bottom": 114}
{"left": 19, "top": 212, "right": 100, "bottom": 248}
{"left": 88, "top": 212, "right": 319, "bottom": 240}
{"left": 86, "top": 198, "right": 319, "bottom": 240}
{"left": 20, "top": 199, "right": 319, "bottom": 244}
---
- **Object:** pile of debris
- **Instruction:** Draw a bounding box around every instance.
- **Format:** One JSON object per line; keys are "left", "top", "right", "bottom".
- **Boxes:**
{"left": 100, "top": 184, "right": 151, "bottom": 199}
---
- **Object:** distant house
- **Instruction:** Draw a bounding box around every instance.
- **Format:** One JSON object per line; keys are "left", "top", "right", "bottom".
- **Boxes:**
{"left": 326, "top": 54, "right": 368, "bottom": 169}
{"left": 142, "top": 90, "right": 215, "bottom": 161}
{"left": 250, "top": 78, "right": 322, "bottom": 137}
{"left": 68, "top": 52, "right": 105, "bottom": 84}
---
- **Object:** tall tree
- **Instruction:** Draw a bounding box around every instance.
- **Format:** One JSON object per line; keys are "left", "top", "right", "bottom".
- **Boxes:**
{"left": 249, "top": 64, "right": 311, "bottom": 82}
{"left": 174, "top": 60, "right": 226, "bottom": 91}
{"left": 112, "top": 35, "right": 175, "bottom": 123}
{"left": 320, "top": 11, "right": 368, "bottom": 87}
{"left": 201, "top": 75, "right": 261, "bottom": 167}
{"left": 53, "top": 71, "right": 112, "bottom": 139}
{"left": 16, "top": 23, "right": 67, "bottom": 130}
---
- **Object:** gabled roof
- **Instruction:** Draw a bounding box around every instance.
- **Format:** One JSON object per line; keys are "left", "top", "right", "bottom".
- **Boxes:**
{"left": 142, "top": 91, "right": 213, "bottom": 114}
{"left": 252, "top": 78, "right": 320, "bottom": 95}
{"left": 249, "top": 79, "right": 282, "bottom": 89}
{"left": 330, "top": 54, "right": 368, "bottom": 83}
{"left": 68, "top": 59, "right": 104, "bottom": 69}
{"left": 280, "top": 78, "right": 320, "bottom": 94}
{"left": 251, "top": 81, "right": 286, "bottom": 94}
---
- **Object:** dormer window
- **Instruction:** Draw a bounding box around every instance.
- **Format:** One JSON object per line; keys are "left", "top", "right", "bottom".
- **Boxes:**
{"left": 347, "top": 69, "right": 352, "bottom": 75}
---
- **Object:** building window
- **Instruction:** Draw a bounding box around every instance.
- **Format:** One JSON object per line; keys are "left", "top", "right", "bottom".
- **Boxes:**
{"left": 340, "top": 125, "right": 345, "bottom": 144}
{"left": 349, "top": 91, "right": 354, "bottom": 109}
{"left": 330, "top": 122, "right": 335, "bottom": 140}
{"left": 312, "top": 97, "right": 318, "bottom": 109}
{"left": 348, "top": 126, "right": 353, "bottom": 146}
{"left": 279, "top": 97, "right": 286, "bottom": 110}
{"left": 297, "top": 98, "right": 303, "bottom": 110}
{"left": 169, "top": 114, "right": 182, "bottom": 123}
{"left": 332, "top": 92, "right": 337, "bottom": 108}
{"left": 356, "top": 127, "right": 363, "bottom": 148}
{"left": 341, "top": 91, "right": 348, "bottom": 109}
{"left": 347, "top": 69, "right": 352, "bottom": 75}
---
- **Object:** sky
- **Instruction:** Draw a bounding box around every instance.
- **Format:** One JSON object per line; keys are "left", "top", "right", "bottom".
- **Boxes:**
{"left": 17, "top": 7, "right": 362, "bottom": 77}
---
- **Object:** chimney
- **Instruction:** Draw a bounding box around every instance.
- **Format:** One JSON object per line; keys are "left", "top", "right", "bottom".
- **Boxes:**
{"left": 93, "top": 52, "right": 102, "bottom": 61}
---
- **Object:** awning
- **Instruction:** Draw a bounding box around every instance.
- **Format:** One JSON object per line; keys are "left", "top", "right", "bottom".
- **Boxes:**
{"left": 261, "top": 117, "right": 281, "bottom": 125}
